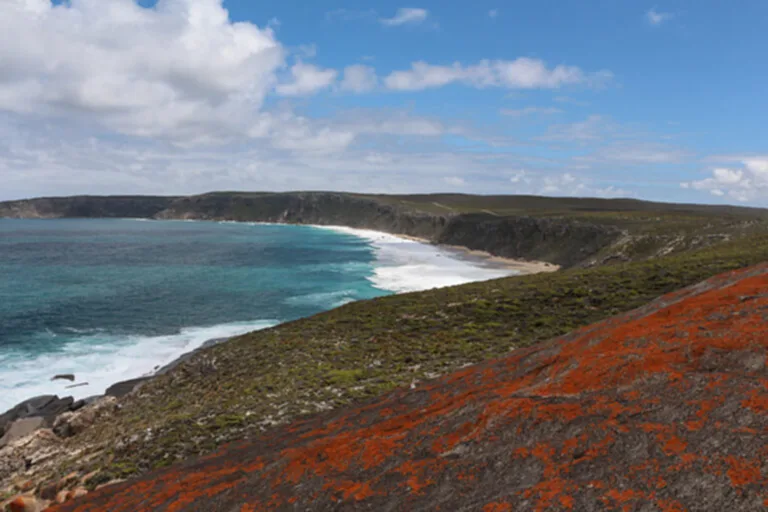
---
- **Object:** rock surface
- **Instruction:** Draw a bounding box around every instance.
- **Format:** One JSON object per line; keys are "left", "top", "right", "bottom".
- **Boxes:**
{"left": 0, "top": 396, "right": 74, "bottom": 442}
{"left": 4, "top": 495, "right": 47, "bottom": 512}
{"left": 0, "top": 418, "right": 45, "bottom": 448}
{"left": 49, "top": 264, "right": 768, "bottom": 511}
{"left": 52, "top": 397, "right": 118, "bottom": 438}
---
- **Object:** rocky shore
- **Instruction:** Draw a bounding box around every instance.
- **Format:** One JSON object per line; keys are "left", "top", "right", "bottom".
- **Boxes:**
{"left": 0, "top": 334, "right": 237, "bottom": 510}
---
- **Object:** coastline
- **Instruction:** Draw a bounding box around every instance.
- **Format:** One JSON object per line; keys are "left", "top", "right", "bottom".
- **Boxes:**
{"left": 321, "top": 227, "right": 559, "bottom": 276}
{"left": 1, "top": 219, "right": 561, "bottom": 414}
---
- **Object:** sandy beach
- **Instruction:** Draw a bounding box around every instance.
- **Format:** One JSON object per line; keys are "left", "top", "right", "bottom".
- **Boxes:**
{"left": 389, "top": 233, "right": 560, "bottom": 275}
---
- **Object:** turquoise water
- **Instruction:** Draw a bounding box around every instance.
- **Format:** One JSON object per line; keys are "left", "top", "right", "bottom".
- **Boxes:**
{"left": 0, "top": 219, "right": 390, "bottom": 409}
{"left": 0, "top": 219, "right": 514, "bottom": 410}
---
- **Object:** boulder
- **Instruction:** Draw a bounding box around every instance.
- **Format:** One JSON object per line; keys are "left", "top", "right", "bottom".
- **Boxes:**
{"left": 55, "top": 490, "right": 69, "bottom": 504}
{"left": 104, "top": 377, "right": 149, "bottom": 398}
{"left": 5, "top": 495, "right": 46, "bottom": 512}
{"left": 53, "top": 397, "right": 118, "bottom": 438}
{"left": 50, "top": 375, "right": 75, "bottom": 382}
{"left": 0, "top": 429, "right": 61, "bottom": 483}
{"left": 70, "top": 488, "right": 88, "bottom": 500}
{"left": 0, "top": 417, "right": 45, "bottom": 448}
{"left": 0, "top": 396, "right": 74, "bottom": 436}
{"left": 0, "top": 396, "right": 55, "bottom": 435}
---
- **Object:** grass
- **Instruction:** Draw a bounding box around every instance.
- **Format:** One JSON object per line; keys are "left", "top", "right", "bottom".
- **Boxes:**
{"left": 55, "top": 232, "right": 768, "bottom": 482}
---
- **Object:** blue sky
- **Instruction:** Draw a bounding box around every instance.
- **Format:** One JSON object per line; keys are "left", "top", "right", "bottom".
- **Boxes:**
{"left": 1, "top": 0, "right": 766, "bottom": 204}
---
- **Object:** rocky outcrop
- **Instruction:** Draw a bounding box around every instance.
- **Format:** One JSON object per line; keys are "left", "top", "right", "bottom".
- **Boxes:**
{"left": 0, "top": 196, "right": 175, "bottom": 219}
{"left": 52, "top": 397, "right": 117, "bottom": 439}
{"left": 0, "top": 397, "right": 119, "bottom": 501}
{"left": 436, "top": 213, "right": 623, "bottom": 268}
{"left": 49, "top": 264, "right": 768, "bottom": 511}
{"left": 0, "top": 397, "right": 74, "bottom": 444}
{"left": 155, "top": 192, "right": 448, "bottom": 240}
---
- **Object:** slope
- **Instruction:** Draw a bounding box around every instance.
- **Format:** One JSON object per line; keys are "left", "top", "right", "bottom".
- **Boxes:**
{"left": 50, "top": 263, "right": 768, "bottom": 511}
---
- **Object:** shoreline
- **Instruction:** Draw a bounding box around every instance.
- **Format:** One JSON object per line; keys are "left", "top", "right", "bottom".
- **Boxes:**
{"left": 308, "top": 224, "right": 559, "bottom": 277}
{"left": 336, "top": 229, "right": 559, "bottom": 276}
{"left": 1, "top": 218, "right": 561, "bottom": 415}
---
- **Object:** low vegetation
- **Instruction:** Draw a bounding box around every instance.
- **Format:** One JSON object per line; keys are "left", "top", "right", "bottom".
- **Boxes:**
{"left": 55, "top": 232, "right": 768, "bottom": 483}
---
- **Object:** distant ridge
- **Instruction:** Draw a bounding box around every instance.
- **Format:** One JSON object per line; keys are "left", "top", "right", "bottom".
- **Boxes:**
{"left": 3, "top": 191, "right": 767, "bottom": 268}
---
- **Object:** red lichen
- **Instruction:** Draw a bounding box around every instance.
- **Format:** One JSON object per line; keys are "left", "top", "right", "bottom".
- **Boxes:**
{"left": 50, "top": 264, "right": 768, "bottom": 511}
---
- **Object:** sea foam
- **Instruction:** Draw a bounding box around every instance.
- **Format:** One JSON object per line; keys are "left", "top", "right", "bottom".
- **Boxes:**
{"left": 0, "top": 221, "right": 518, "bottom": 411}
{"left": 0, "top": 320, "right": 276, "bottom": 410}
{"left": 313, "top": 226, "right": 517, "bottom": 293}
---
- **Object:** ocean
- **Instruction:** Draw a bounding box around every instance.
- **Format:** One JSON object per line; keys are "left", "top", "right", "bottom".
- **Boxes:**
{"left": 0, "top": 219, "right": 514, "bottom": 411}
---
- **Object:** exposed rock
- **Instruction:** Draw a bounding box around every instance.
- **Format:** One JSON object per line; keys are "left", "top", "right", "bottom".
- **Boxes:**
{"left": 13, "top": 480, "right": 34, "bottom": 493}
{"left": 69, "top": 488, "right": 87, "bottom": 500}
{"left": 50, "top": 375, "right": 75, "bottom": 383}
{"left": 0, "top": 418, "right": 45, "bottom": 448}
{"left": 46, "top": 264, "right": 768, "bottom": 511}
{"left": 104, "top": 378, "right": 149, "bottom": 398}
{"left": 0, "top": 396, "right": 74, "bottom": 437}
{"left": 0, "top": 429, "right": 61, "bottom": 483}
{"left": 52, "top": 397, "right": 117, "bottom": 438}
{"left": 54, "top": 491, "right": 69, "bottom": 504}
{"left": 63, "top": 383, "right": 88, "bottom": 390}
{"left": 5, "top": 495, "right": 46, "bottom": 512}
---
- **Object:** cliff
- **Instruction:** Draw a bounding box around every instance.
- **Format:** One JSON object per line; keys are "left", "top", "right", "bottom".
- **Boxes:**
{"left": 49, "top": 263, "right": 768, "bottom": 511}
{"left": 0, "top": 196, "right": 176, "bottom": 220}
{"left": 3, "top": 191, "right": 765, "bottom": 268}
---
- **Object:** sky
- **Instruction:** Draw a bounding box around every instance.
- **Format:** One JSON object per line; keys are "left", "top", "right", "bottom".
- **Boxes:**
{"left": 0, "top": 0, "right": 766, "bottom": 205}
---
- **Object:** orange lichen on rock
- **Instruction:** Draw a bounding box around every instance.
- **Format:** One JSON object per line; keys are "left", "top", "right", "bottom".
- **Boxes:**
{"left": 50, "top": 264, "right": 768, "bottom": 511}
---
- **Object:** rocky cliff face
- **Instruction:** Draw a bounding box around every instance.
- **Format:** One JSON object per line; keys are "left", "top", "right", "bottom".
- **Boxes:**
{"left": 0, "top": 193, "right": 623, "bottom": 268}
{"left": 0, "top": 196, "right": 176, "bottom": 220}
{"left": 155, "top": 192, "right": 448, "bottom": 240}
{"left": 436, "top": 213, "right": 622, "bottom": 268}
{"left": 48, "top": 264, "right": 768, "bottom": 511}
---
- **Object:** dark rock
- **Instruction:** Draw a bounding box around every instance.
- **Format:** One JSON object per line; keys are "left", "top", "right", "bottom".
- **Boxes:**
{"left": 51, "top": 375, "right": 75, "bottom": 382}
{"left": 0, "top": 417, "right": 45, "bottom": 447}
{"left": 0, "top": 396, "right": 73, "bottom": 435}
{"left": 154, "top": 336, "right": 231, "bottom": 376}
{"left": 105, "top": 378, "right": 150, "bottom": 398}
{"left": 69, "top": 400, "right": 86, "bottom": 412}
{"left": 65, "top": 383, "right": 89, "bottom": 390}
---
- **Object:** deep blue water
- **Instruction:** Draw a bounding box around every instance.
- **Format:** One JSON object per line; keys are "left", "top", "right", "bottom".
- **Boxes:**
{"left": 0, "top": 219, "right": 389, "bottom": 408}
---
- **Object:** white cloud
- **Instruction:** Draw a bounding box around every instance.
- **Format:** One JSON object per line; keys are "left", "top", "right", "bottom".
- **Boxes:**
{"left": 554, "top": 96, "right": 589, "bottom": 106}
{"left": 444, "top": 176, "right": 465, "bottom": 187}
{"left": 0, "top": 0, "right": 286, "bottom": 143}
{"left": 646, "top": 8, "right": 674, "bottom": 26}
{"left": 501, "top": 107, "right": 563, "bottom": 117}
{"left": 505, "top": 170, "right": 628, "bottom": 198}
{"left": 326, "top": 8, "right": 377, "bottom": 22}
{"left": 585, "top": 144, "right": 690, "bottom": 164}
{"left": 509, "top": 170, "right": 532, "bottom": 184}
{"left": 380, "top": 8, "right": 429, "bottom": 26}
{"left": 340, "top": 65, "right": 378, "bottom": 93}
{"left": 489, "top": 9, "right": 499, "bottom": 18}
{"left": 542, "top": 172, "right": 578, "bottom": 194}
{"left": 276, "top": 62, "right": 338, "bottom": 97}
{"left": 682, "top": 159, "right": 768, "bottom": 202}
{"left": 384, "top": 58, "right": 612, "bottom": 91}
{"left": 540, "top": 115, "right": 609, "bottom": 142}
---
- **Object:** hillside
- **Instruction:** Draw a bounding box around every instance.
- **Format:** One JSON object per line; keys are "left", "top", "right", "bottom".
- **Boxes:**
{"left": 49, "top": 262, "right": 768, "bottom": 511}
{"left": 2, "top": 193, "right": 768, "bottom": 510}
{"left": 2, "top": 192, "right": 767, "bottom": 267}
{"left": 1, "top": 232, "right": 768, "bottom": 508}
